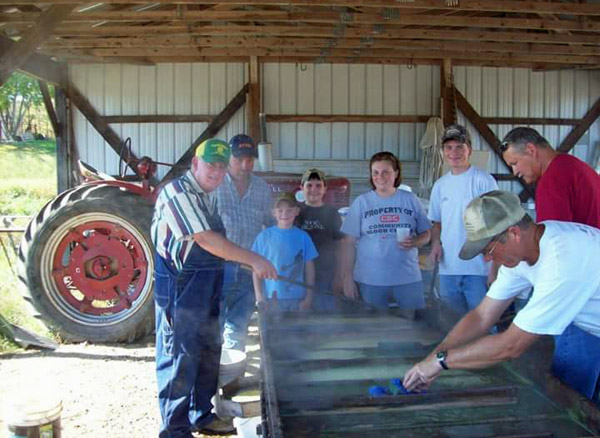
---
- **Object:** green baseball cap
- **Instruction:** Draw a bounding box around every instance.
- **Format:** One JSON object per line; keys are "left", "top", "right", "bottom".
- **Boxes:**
{"left": 459, "top": 190, "right": 527, "bottom": 260}
{"left": 195, "top": 139, "right": 231, "bottom": 164}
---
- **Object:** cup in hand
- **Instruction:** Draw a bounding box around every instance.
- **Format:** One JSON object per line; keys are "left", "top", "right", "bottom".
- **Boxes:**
{"left": 396, "top": 227, "right": 410, "bottom": 242}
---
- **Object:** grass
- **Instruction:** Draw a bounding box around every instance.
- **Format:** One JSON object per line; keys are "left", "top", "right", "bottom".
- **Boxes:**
{"left": 0, "top": 140, "right": 57, "bottom": 352}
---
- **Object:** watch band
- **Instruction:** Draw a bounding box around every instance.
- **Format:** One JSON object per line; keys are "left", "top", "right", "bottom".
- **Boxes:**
{"left": 436, "top": 350, "right": 449, "bottom": 370}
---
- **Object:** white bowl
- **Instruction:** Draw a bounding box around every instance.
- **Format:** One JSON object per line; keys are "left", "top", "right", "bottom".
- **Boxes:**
{"left": 219, "top": 349, "right": 247, "bottom": 387}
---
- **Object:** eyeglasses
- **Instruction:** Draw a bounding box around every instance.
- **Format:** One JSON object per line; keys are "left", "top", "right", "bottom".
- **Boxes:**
{"left": 499, "top": 141, "right": 511, "bottom": 152}
{"left": 483, "top": 238, "right": 500, "bottom": 258}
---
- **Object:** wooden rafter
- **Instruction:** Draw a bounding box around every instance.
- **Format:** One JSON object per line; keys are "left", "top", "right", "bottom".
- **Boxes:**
{"left": 0, "top": 4, "right": 75, "bottom": 85}
{"left": 1, "top": 0, "right": 600, "bottom": 16}
{"left": 0, "top": 35, "right": 64, "bottom": 84}
{"left": 38, "top": 80, "right": 59, "bottom": 136}
{"left": 454, "top": 87, "right": 535, "bottom": 202}
{"left": 557, "top": 97, "right": 600, "bottom": 153}
{"left": 162, "top": 83, "right": 249, "bottom": 183}
{"left": 65, "top": 82, "right": 153, "bottom": 182}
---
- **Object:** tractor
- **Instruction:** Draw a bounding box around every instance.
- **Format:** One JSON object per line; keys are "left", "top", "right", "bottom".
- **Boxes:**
{"left": 17, "top": 156, "right": 350, "bottom": 343}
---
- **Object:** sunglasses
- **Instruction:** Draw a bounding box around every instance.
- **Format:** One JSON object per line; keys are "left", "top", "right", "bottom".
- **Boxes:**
{"left": 499, "top": 141, "right": 511, "bottom": 152}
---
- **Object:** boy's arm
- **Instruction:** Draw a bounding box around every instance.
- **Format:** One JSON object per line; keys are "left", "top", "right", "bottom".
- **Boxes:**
{"left": 300, "top": 260, "right": 316, "bottom": 311}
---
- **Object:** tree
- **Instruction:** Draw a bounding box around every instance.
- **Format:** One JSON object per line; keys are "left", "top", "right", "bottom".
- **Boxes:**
{"left": 0, "top": 72, "right": 44, "bottom": 141}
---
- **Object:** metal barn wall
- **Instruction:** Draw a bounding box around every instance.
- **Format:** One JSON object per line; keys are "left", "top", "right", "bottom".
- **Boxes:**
{"left": 69, "top": 63, "right": 247, "bottom": 179}
{"left": 70, "top": 62, "right": 600, "bottom": 195}
{"left": 454, "top": 67, "right": 600, "bottom": 193}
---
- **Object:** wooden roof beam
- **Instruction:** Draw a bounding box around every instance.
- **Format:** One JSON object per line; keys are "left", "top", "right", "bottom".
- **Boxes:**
{"left": 0, "top": 4, "right": 75, "bottom": 85}
{"left": 40, "top": 36, "right": 600, "bottom": 56}
{"left": 0, "top": 34, "right": 64, "bottom": 84}
{"left": 5, "top": 10, "right": 600, "bottom": 32}
{"left": 49, "top": 46, "right": 600, "bottom": 65}
{"left": 1, "top": 0, "right": 600, "bottom": 16}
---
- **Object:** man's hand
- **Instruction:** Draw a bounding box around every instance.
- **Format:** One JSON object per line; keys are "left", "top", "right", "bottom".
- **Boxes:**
{"left": 249, "top": 255, "right": 277, "bottom": 279}
{"left": 403, "top": 357, "right": 443, "bottom": 392}
{"left": 299, "top": 296, "right": 312, "bottom": 312}
{"left": 428, "top": 242, "right": 442, "bottom": 266}
{"left": 343, "top": 276, "right": 359, "bottom": 299}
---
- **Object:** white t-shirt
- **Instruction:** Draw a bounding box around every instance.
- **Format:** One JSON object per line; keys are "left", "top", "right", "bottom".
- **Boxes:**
{"left": 341, "top": 189, "right": 431, "bottom": 286}
{"left": 428, "top": 166, "right": 498, "bottom": 276}
{"left": 487, "top": 221, "right": 600, "bottom": 337}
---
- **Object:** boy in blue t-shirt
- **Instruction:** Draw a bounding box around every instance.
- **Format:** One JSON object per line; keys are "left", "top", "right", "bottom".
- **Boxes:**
{"left": 252, "top": 192, "right": 318, "bottom": 311}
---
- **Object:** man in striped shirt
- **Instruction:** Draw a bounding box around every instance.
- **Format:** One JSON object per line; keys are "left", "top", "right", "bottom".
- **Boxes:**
{"left": 152, "top": 138, "right": 277, "bottom": 438}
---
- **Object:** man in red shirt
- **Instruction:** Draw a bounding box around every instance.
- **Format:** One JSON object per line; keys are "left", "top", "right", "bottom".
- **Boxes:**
{"left": 500, "top": 126, "right": 600, "bottom": 400}
{"left": 501, "top": 126, "right": 600, "bottom": 227}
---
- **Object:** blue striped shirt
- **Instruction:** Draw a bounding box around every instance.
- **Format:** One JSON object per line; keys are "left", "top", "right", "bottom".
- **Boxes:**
{"left": 215, "top": 173, "right": 273, "bottom": 250}
{"left": 151, "top": 170, "right": 217, "bottom": 271}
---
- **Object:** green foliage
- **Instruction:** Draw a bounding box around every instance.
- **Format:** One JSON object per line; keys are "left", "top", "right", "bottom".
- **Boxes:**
{"left": 0, "top": 140, "right": 57, "bottom": 352}
{"left": 0, "top": 73, "right": 47, "bottom": 140}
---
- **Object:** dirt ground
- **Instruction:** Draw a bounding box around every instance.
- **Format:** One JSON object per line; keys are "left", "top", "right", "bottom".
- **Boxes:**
{"left": 0, "top": 334, "right": 253, "bottom": 438}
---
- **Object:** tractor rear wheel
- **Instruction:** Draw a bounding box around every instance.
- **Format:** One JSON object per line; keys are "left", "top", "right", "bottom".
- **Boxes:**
{"left": 18, "top": 187, "right": 155, "bottom": 343}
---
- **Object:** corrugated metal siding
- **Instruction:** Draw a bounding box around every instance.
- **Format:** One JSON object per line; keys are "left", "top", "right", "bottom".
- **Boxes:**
{"left": 263, "top": 63, "right": 440, "bottom": 162}
{"left": 71, "top": 62, "right": 600, "bottom": 196}
{"left": 70, "top": 63, "right": 246, "bottom": 179}
{"left": 454, "top": 67, "right": 600, "bottom": 192}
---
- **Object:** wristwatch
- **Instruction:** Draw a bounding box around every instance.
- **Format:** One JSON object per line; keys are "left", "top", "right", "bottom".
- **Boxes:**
{"left": 436, "top": 350, "right": 449, "bottom": 370}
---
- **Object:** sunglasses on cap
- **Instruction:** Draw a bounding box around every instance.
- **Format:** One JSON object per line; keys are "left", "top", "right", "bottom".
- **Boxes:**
{"left": 499, "top": 141, "right": 511, "bottom": 152}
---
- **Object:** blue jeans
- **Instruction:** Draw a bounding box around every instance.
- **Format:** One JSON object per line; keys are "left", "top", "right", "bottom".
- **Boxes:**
{"left": 154, "top": 247, "right": 223, "bottom": 438}
{"left": 220, "top": 263, "right": 255, "bottom": 351}
{"left": 438, "top": 275, "right": 488, "bottom": 319}
{"left": 358, "top": 281, "right": 425, "bottom": 311}
{"left": 552, "top": 323, "right": 600, "bottom": 403}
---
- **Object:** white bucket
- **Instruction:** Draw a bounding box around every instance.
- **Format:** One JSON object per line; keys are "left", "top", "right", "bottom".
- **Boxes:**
{"left": 219, "top": 349, "right": 247, "bottom": 387}
{"left": 4, "top": 391, "right": 62, "bottom": 438}
{"left": 233, "top": 415, "right": 262, "bottom": 438}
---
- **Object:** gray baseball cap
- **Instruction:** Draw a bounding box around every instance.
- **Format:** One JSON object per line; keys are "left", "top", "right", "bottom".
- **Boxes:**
{"left": 459, "top": 190, "right": 527, "bottom": 260}
{"left": 442, "top": 124, "right": 471, "bottom": 146}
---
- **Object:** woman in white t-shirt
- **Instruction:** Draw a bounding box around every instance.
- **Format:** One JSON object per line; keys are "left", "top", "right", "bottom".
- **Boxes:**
{"left": 341, "top": 152, "right": 431, "bottom": 314}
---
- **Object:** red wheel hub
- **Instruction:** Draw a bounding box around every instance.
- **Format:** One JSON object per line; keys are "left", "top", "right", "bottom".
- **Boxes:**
{"left": 51, "top": 221, "right": 149, "bottom": 316}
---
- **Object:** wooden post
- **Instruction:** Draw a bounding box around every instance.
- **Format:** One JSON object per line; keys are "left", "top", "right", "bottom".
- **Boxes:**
{"left": 247, "top": 56, "right": 261, "bottom": 142}
{"left": 55, "top": 86, "right": 71, "bottom": 193}
{"left": 441, "top": 58, "right": 456, "bottom": 127}
{"left": 0, "top": 5, "right": 76, "bottom": 85}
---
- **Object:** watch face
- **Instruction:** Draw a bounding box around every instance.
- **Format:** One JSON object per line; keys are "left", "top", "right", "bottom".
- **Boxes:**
{"left": 436, "top": 351, "right": 447, "bottom": 360}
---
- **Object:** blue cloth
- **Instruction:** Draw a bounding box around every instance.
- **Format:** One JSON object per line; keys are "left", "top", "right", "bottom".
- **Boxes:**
{"left": 552, "top": 323, "right": 600, "bottom": 402}
{"left": 358, "top": 281, "right": 425, "bottom": 311}
{"left": 220, "top": 263, "right": 255, "bottom": 351}
{"left": 154, "top": 245, "right": 224, "bottom": 438}
{"left": 438, "top": 275, "right": 488, "bottom": 318}
{"left": 252, "top": 226, "right": 318, "bottom": 300}
{"left": 341, "top": 189, "right": 431, "bottom": 286}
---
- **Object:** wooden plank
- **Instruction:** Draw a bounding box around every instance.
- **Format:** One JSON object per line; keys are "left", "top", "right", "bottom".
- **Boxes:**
{"left": 49, "top": 24, "right": 600, "bottom": 46}
{"left": 0, "top": 35, "right": 62, "bottom": 84}
{"left": 267, "top": 115, "right": 432, "bottom": 123}
{"left": 161, "top": 83, "right": 249, "bottom": 183}
{"left": 454, "top": 87, "right": 535, "bottom": 202}
{"left": 247, "top": 56, "right": 261, "bottom": 142}
{"left": 55, "top": 85, "right": 71, "bottom": 193}
{"left": 441, "top": 58, "right": 456, "bottom": 126}
{"left": 483, "top": 117, "right": 580, "bottom": 126}
{"left": 9, "top": 11, "right": 600, "bottom": 32}
{"left": 38, "top": 80, "right": 59, "bottom": 136}
{"left": 3, "top": 0, "right": 600, "bottom": 16}
{"left": 0, "top": 5, "right": 75, "bottom": 85}
{"left": 103, "top": 114, "right": 213, "bottom": 124}
{"left": 55, "top": 47, "right": 600, "bottom": 66}
{"left": 65, "top": 82, "right": 148, "bottom": 181}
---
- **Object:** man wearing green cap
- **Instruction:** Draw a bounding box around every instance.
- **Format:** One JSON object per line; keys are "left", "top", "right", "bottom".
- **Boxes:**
{"left": 151, "top": 138, "right": 277, "bottom": 437}
{"left": 403, "top": 190, "right": 600, "bottom": 404}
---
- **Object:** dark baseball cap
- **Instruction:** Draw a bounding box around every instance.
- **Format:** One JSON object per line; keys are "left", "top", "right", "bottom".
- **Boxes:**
{"left": 442, "top": 124, "right": 471, "bottom": 146}
{"left": 229, "top": 134, "right": 258, "bottom": 158}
